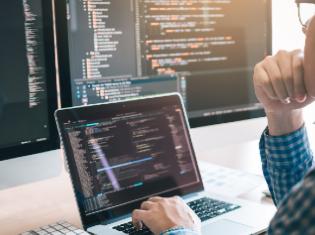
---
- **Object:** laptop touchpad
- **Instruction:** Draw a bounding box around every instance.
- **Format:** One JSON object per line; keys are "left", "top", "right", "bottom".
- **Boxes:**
{"left": 202, "top": 219, "right": 254, "bottom": 235}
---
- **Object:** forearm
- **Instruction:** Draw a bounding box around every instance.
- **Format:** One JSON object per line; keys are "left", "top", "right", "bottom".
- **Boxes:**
{"left": 260, "top": 125, "right": 314, "bottom": 206}
{"left": 266, "top": 110, "right": 304, "bottom": 136}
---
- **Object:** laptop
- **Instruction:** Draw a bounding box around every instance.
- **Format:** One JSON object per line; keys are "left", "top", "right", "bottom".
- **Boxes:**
{"left": 55, "top": 93, "right": 275, "bottom": 235}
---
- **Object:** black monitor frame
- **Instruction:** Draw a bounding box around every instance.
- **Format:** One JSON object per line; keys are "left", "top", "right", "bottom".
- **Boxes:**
{"left": 0, "top": 0, "right": 59, "bottom": 161}
{"left": 55, "top": 0, "right": 272, "bottom": 128}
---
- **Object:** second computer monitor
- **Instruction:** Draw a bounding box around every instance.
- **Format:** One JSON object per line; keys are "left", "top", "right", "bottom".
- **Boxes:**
{"left": 56, "top": 0, "right": 271, "bottom": 127}
{"left": 0, "top": 0, "right": 58, "bottom": 161}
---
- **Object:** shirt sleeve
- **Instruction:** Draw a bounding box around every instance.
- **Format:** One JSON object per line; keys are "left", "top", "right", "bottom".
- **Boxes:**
{"left": 268, "top": 168, "right": 315, "bottom": 234}
{"left": 259, "top": 125, "right": 314, "bottom": 206}
{"left": 160, "top": 227, "right": 200, "bottom": 235}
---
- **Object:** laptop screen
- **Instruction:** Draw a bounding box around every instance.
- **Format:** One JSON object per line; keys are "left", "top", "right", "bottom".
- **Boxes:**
{"left": 56, "top": 94, "right": 203, "bottom": 227}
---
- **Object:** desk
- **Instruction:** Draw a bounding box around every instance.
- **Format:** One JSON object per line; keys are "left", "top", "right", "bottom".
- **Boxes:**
{"left": 1, "top": 117, "right": 313, "bottom": 235}
{"left": 0, "top": 142, "right": 267, "bottom": 235}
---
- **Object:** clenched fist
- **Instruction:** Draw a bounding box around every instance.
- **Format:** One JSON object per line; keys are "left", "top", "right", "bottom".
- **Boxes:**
{"left": 253, "top": 15, "right": 315, "bottom": 136}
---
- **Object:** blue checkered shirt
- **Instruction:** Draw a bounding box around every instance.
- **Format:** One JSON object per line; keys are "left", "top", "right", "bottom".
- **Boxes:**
{"left": 160, "top": 227, "right": 200, "bottom": 235}
{"left": 162, "top": 126, "right": 314, "bottom": 235}
{"left": 260, "top": 126, "right": 315, "bottom": 234}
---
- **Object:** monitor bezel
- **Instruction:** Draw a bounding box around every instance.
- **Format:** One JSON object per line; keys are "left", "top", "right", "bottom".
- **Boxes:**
{"left": 55, "top": 0, "right": 272, "bottom": 128}
{"left": 55, "top": 93, "right": 204, "bottom": 229}
{"left": 0, "top": 0, "right": 59, "bottom": 161}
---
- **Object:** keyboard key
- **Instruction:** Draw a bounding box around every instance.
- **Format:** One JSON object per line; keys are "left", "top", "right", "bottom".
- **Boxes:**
{"left": 54, "top": 225, "right": 64, "bottom": 230}
{"left": 37, "top": 231, "right": 49, "bottom": 235}
{"left": 67, "top": 226, "right": 78, "bottom": 231}
{"left": 113, "top": 222, "right": 152, "bottom": 235}
{"left": 21, "top": 221, "right": 86, "bottom": 235}
{"left": 60, "top": 229, "right": 70, "bottom": 233}
{"left": 45, "top": 228, "right": 56, "bottom": 233}
{"left": 60, "top": 222, "right": 72, "bottom": 228}
{"left": 51, "top": 232, "right": 62, "bottom": 235}
{"left": 187, "top": 197, "right": 241, "bottom": 222}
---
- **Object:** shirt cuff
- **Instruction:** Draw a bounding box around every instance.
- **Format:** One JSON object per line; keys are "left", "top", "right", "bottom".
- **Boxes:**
{"left": 263, "top": 125, "right": 313, "bottom": 170}
{"left": 160, "top": 227, "right": 200, "bottom": 235}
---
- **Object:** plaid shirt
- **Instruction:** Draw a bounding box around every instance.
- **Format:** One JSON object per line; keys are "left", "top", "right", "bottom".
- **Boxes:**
{"left": 162, "top": 126, "right": 314, "bottom": 235}
{"left": 161, "top": 227, "right": 199, "bottom": 235}
{"left": 260, "top": 126, "right": 315, "bottom": 234}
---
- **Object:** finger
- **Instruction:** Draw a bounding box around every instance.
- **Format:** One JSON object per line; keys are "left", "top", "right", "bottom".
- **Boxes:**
{"left": 132, "top": 209, "right": 147, "bottom": 230}
{"left": 276, "top": 50, "right": 294, "bottom": 98}
{"left": 254, "top": 63, "right": 277, "bottom": 100}
{"left": 171, "top": 195, "right": 183, "bottom": 202}
{"left": 141, "top": 201, "right": 155, "bottom": 210}
{"left": 292, "top": 50, "right": 307, "bottom": 102}
{"left": 263, "top": 56, "right": 290, "bottom": 102}
{"left": 148, "top": 196, "right": 164, "bottom": 202}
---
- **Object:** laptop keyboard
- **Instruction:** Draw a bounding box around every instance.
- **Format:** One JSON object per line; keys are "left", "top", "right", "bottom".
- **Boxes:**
{"left": 20, "top": 221, "right": 89, "bottom": 235}
{"left": 113, "top": 222, "right": 152, "bottom": 235}
{"left": 187, "top": 197, "right": 240, "bottom": 222}
{"left": 113, "top": 197, "right": 240, "bottom": 234}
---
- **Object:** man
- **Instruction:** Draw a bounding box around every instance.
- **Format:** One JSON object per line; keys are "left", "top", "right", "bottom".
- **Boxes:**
{"left": 131, "top": 2, "right": 315, "bottom": 235}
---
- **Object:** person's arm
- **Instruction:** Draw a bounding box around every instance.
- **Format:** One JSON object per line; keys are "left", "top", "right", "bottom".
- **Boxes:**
{"left": 260, "top": 125, "right": 314, "bottom": 206}
{"left": 160, "top": 227, "right": 200, "bottom": 235}
{"left": 267, "top": 168, "right": 315, "bottom": 234}
{"left": 132, "top": 196, "right": 201, "bottom": 235}
{"left": 252, "top": 25, "right": 315, "bottom": 206}
{"left": 253, "top": 47, "right": 314, "bottom": 137}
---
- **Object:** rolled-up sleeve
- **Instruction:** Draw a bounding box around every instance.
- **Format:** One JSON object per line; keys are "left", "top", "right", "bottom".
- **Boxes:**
{"left": 259, "top": 126, "right": 314, "bottom": 206}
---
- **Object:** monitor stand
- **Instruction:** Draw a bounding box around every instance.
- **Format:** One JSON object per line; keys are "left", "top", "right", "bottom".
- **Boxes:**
{"left": 0, "top": 149, "right": 63, "bottom": 190}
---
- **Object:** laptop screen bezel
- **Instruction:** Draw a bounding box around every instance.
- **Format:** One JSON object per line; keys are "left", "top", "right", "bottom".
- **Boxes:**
{"left": 55, "top": 93, "right": 204, "bottom": 229}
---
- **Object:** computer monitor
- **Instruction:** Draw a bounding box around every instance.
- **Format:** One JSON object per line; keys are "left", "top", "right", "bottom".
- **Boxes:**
{"left": 0, "top": 0, "right": 58, "bottom": 161}
{"left": 55, "top": 0, "right": 271, "bottom": 128}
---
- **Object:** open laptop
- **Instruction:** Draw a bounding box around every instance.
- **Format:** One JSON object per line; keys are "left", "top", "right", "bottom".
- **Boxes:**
{"left": 55, "top": 93, "right": 275, "bottom": 235}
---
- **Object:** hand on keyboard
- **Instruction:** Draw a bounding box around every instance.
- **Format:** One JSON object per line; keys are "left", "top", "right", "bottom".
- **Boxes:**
{"left": 114, "top": 197, "right": 240, "bottom": 235}
{"left": 131, "top": 196, "right": 201, "bottom": 235}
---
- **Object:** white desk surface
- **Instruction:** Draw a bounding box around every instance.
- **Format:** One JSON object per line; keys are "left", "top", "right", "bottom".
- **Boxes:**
{"left": 1, "top": 117, "right": 314, "bottom": 235}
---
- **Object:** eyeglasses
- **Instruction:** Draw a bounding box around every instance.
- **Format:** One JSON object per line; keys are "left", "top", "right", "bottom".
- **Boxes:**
{"left": 296, "top": 0, "right": 315, "bottom": 31}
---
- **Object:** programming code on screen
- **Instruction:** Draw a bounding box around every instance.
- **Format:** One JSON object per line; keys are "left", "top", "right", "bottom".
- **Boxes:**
{"left": 63, "top": 104, "right": 199, "bottom": 215}
{"left": 65, "top": 0, "right": 267, "bottom": 117}
{"left": 0, "top": 0, "right": 50, "bottom": 148}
